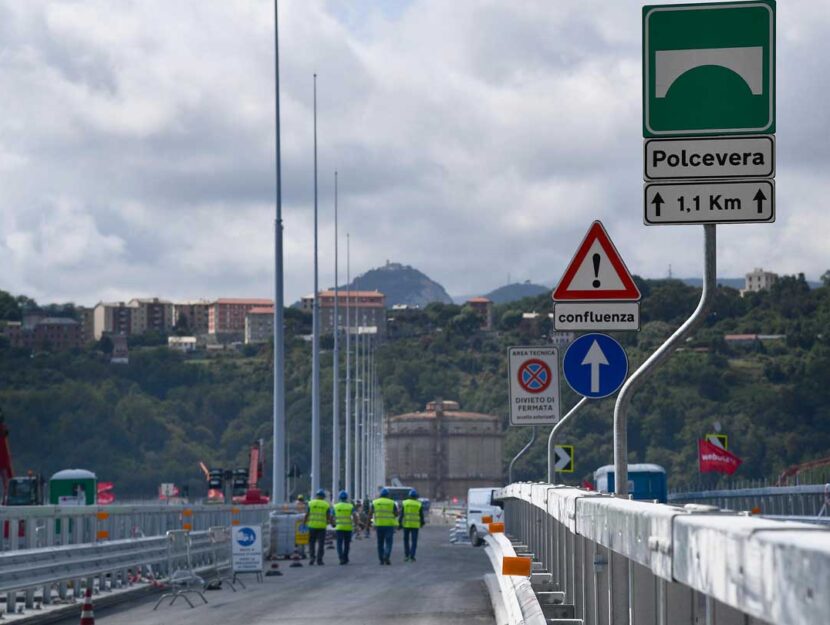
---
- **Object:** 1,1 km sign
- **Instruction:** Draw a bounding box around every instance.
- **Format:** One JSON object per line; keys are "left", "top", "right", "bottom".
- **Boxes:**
{"left": 644, "top": 179, "right": 774, "bottom": 225}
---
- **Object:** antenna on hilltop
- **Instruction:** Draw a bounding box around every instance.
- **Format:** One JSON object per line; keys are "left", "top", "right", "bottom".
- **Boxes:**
{"left": 668, "top": 264, "right": 673, "bottom": 279}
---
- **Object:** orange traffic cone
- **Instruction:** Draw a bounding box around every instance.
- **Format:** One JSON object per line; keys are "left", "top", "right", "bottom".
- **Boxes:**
{"left": 79, "top": 586, "right": 94, "bottom": 625}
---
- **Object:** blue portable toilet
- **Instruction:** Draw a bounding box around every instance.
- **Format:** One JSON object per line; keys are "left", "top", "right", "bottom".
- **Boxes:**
{"left": 593, "top": 464, "right": 667, "bottom": 503}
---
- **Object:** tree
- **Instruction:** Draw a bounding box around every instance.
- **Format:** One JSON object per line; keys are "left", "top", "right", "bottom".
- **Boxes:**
{"left": 0, "top": 290, "right": 21, "bottom": 321}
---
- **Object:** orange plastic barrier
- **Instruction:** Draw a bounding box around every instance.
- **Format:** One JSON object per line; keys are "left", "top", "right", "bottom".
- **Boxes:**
{"left": 482, "top": 515, "right": 493, "bottom": 524}
{"left": 502, "top": 556, "right": 532, "bottom": 577}
{"left": 488, "top": 522, "right": 505, "bottom": 533}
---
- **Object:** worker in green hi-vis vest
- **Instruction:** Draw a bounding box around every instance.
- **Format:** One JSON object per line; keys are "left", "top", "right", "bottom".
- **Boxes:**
{"left": 370, "top": 488, "right": 399, "bottom": 565}
{"left": 331, "top": 490, "right": 359, "bottom": 565}
{"left": 399, "top": 489, "right": 425, "bottom": 562}
{"left": 304, "top": 489, "right": 332, "bottom": 566}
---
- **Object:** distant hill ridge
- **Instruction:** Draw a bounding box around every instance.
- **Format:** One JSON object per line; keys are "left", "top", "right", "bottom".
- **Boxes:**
{"left": 346, "top": 262, "right": 453, "bottom": 308}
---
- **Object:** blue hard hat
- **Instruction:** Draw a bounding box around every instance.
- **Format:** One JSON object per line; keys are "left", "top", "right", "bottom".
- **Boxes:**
{"left": 315, "top": 489, "right": 326, "bottom": 498}
{"left": 409, "top": 489, "right": 418, "bottom": 498}
{"left": 339, "top": 490, "right": 348, "bottom": 500}
{"left": 380, "top": 487, "right": 390, "bottom": 497}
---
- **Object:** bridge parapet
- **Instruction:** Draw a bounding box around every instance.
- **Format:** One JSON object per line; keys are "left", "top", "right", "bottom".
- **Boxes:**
{"left": 497, "top": 482, "right": 830, "bottom": 625}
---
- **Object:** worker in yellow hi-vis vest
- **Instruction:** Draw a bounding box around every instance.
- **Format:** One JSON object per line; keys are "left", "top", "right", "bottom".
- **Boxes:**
{"left": 304, "top": 489, "right": 331, "bottom": 566}
{"left": 331, "top": 490, "right": 359, "bottom": 565}
{"left": 399, "top": 489, "right": 425, "bottom": 562}
{"left": 369, "top": 488, "right": 398, "bottom": 565}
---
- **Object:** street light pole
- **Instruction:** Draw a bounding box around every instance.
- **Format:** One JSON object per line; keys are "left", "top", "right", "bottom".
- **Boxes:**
{"left": 272, "top": 0, "right": 286, "bottom": 503}
{"left": 310, "top": 74, "right": 321, "bottom": 494}
{"left": 331, "top": 171, "right": 340, "bottom": 497}
{"left": 354, "top": 322, "right": 362, "bottom": 499}
{"left": 345, "top": 234, "right": 351, "bottom": 497}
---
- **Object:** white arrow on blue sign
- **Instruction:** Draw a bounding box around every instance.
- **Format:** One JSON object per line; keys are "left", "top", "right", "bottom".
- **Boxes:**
{"left": 563, "top": 333, "right": 628, "bottom": 399}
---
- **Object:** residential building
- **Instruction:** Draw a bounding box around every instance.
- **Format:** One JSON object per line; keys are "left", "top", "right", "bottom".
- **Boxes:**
{"left": 127, "top": 298, "right": 174, "bottom": 334}
{"left": 76, "top": 306, "right": 95, "bottom": 344}
{"left": 93, "top": 302, "right": 132, "bottom": 340}
{"left": 741, "top": 268, "right": 778, "bottom": 295}
{"left": 466, "top": 297, "right": 494, "bottom": 330}
{"left": 300, "top": 290, "right": 386, "bottom": 336}
{"left": 208, "top": 298, "right": 273, "bottom": 337}
{"left": 550, "top": 329, "right": 576, "bottom": 349}
{"left": 245, "top": 306, "right": 274, "bottom": 344}
{"left": 173, "top": 300, "right": 211, "bottom": 335}
{"left": 5, "top": 318, "right": 83, "bottom": 351}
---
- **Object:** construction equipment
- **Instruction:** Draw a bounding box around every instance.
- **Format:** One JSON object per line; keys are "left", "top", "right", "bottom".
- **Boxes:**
{"left": 0, "top": 412, "right": 44, "bottom": 506}
{"left": 199, "top": 462, "right": 225, "bottom": 504}
{"left": 233, "top": 440, "right": 270, "bottom": 505}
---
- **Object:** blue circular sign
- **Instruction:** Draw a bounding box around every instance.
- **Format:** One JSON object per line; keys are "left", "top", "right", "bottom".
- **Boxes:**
{"left": 236, "top": 527, "right": 257, "bottom": 547}
{"left": 563, "top": 333, "right": 628, "bottom": 399}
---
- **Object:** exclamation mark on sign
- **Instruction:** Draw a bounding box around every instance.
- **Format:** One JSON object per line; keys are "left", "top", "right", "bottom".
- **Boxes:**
{"left": 592, "top": 254, "right": 601, "bottom": 288}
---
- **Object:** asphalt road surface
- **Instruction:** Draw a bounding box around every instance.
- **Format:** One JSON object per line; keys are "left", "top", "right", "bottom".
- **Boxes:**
{"left": 55, "top": 525, "right": 495, "bottom": 625}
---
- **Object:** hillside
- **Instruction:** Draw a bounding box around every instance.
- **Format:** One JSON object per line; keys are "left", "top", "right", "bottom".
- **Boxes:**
{"left": 0, "top": 272, "right": 829, "bottom": 496}
{"left": 348, "top": 262, "right": 452, "bottom": 307}
{"left": 485, "top": 281, "right": 549, "bottom": 304}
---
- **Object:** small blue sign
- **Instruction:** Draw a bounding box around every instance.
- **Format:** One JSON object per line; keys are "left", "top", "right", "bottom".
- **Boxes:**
{"left": 236, "top": 527, "right": 257, "bottom": 547}
{"left": 563, "top": 333, "right": 628, "bottom": 399}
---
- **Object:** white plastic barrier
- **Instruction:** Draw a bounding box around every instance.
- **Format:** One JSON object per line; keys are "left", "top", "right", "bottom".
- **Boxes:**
{"left": 498, "top": 483, "right": 830, "bottom": 625}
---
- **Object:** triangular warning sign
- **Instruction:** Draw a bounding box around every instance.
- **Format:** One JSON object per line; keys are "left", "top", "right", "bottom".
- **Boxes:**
{"left": 552, "top": 221, "right": 641, "bottom": 301}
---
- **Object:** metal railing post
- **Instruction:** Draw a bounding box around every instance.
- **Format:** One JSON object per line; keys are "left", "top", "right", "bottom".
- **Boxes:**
{"left": 508, "top": 426, "right": 536, "bottom": 484}
{"left": 613, "top": 224, "right": 716, "bottom": 495}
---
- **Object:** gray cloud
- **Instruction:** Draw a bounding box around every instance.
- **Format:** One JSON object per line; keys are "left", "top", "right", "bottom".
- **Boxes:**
{"left": 0, "top": 0, "right": 827, "bottom": 307}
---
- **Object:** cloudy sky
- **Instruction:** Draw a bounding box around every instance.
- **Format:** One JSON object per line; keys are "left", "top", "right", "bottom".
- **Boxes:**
{"left": 0, "top": 0, "right": 827, "bottom": 306}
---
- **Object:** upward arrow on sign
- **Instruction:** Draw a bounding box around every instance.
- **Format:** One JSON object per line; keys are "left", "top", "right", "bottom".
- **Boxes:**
{"left": 581, "top": 340, "right": 609, "bottom": 394}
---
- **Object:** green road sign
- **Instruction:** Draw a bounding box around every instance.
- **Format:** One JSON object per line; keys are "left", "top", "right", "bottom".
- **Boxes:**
{"left": 643, "top": 1, "right": 775, "bottom": 137}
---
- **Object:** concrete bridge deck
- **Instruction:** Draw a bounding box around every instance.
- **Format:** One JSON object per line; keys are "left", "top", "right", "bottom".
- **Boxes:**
{"left": 54, "top": 526, "right": 494, "bottom": 625}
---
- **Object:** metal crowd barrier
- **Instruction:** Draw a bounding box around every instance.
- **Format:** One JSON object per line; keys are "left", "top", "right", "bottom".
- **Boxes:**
{"left": 0, "top": 504, "right": 275, "bottom": 616}
{"left": 498, "top": 482, "right": 830, "bottom": 625}
{"left": 0, "top": 503, "right": 274, "bottom": 551}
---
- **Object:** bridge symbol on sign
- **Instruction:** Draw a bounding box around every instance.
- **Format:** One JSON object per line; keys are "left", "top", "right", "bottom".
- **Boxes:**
{"left": 518, "top": 359, "right": 552, "bottom": 394}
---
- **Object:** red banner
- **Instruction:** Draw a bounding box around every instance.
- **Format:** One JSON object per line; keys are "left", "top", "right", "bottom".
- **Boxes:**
{"left": 698, "top": 439, "right": 742, "bottom": 475}
{"left": 97, "top": 491, "right": 115, "bottom": 504}
{"left": 97, "top": 482, "right": 114, "bottom": 493}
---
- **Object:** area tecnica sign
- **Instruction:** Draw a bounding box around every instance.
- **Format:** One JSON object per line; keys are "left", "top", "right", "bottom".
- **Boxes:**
{"left": 643, "top": 1, "right": 776, "bottom": 137}
{"left": 508, "top": 346, "right": 560, "bottom": 426}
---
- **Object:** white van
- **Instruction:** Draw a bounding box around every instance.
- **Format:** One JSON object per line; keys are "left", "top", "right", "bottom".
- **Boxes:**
{"left": 466, "top": 487, "right": 504, "bottom": 547}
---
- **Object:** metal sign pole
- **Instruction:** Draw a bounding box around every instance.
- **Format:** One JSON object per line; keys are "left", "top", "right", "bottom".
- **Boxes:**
{"left": 547, "top": 397, "right": 589, "bottom": 484}
{"left": 612, "top": 224, "right": 716, "bottom": 496}
{"left": 508, "top": 426, "right": 536, "bottom": 484}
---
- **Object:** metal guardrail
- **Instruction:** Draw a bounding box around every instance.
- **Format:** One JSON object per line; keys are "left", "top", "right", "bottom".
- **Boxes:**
{"left": 669, "top": 484, "right": 830, "bottom": 516}
{"left": 0, "top": 503, "right": 276, "bottom": 551}
{"left": 498, "top": 482, "right": 830, "bottom": 625}
{"left": 0, "top": 504, "right": 277, "bottom": 617}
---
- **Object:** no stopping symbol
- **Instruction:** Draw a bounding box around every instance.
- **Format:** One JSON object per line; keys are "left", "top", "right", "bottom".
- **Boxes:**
{"left": 518, "top": 359, "right": 552, "bottom": 394}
